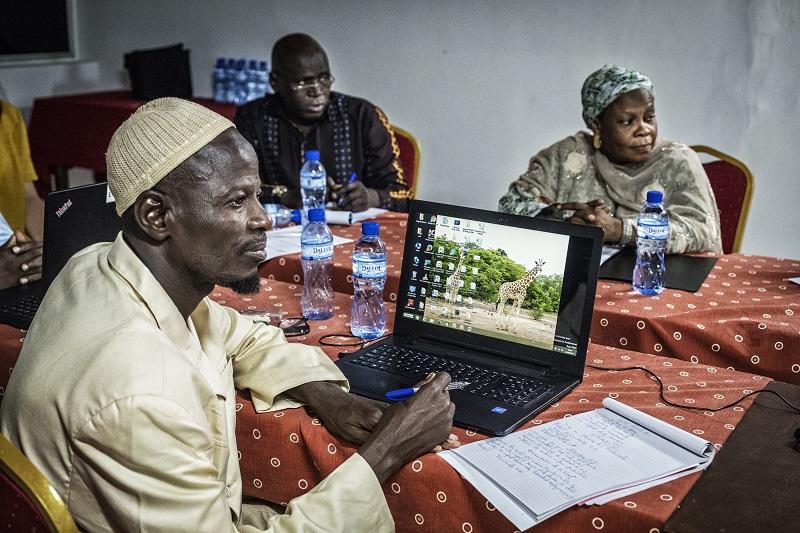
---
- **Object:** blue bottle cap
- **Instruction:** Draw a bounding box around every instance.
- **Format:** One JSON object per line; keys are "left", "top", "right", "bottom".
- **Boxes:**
{"left": 308, "top": 208, "right": 326, "bottom": 222}
{"left": 290, "top": 209, "right": 302, "bottom": 224}
{"left": 361, "top": 221, "right": 380, "bottom": 236}
{"left": 646, "top": 190, "right": 663, "bottom": 204}
{"left": 305, "top": 149, "right": 320, "bottom": 161}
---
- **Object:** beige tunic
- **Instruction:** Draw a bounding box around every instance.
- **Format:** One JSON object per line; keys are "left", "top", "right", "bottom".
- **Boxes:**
{"left": 0, "top": 233, "right": 393, "bottom": 532}
{"left": 499, "top": 131, "right": 722, "bottom": 254}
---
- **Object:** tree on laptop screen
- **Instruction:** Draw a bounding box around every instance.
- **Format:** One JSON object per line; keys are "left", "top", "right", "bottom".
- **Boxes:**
{"left": 405, "top": 215, "right": 574, "bottom": 354}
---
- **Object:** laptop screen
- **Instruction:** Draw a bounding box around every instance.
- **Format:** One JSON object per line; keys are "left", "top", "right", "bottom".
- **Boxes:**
{"left": 395, "top": 200, "right": 603, "bottom": 376}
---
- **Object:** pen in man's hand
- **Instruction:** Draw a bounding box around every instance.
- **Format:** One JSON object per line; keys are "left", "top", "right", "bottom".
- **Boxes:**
{"left": 337, "top": 172, "right": 358, "bottom": 207}
{"left": 384, "top": 381, "right": 470, "bottom": 401}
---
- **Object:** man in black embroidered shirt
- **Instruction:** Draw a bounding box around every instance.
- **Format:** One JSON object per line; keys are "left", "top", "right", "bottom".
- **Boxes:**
{"left": 235, "top": 33, "right": 411, "bottom": 213}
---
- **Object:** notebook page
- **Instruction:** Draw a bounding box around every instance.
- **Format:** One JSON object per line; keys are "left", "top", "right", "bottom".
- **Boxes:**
{"left": 582, "top": 458, "right": 712, "bottom": 505}
{"left": 444, "top": 406, "right": 708, "bottom": 521}
{"left": 603, "top": 398, "right": 714, "bottom": 457}
{"left": 440, "top": 453, "right": 539, "bottom": 530}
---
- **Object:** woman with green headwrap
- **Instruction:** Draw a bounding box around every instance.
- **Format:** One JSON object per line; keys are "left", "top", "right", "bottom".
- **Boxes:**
{"left": 498, "top": 64, "right": 722, "bottom": 254}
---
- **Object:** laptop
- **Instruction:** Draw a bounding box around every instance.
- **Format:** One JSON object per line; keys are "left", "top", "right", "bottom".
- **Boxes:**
{"left": 336, "top": 200, "right": 603, "bottom": 435}
{"left": 0, "top": 183, "right": 121, "bottom": 329}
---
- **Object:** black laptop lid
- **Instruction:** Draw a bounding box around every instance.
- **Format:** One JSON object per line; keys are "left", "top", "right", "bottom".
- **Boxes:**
{"left": 42, "top": 183, "right": 122, "bottom": 289}
{"left": 394, "top": 200, "right": 603, "bottom": 378}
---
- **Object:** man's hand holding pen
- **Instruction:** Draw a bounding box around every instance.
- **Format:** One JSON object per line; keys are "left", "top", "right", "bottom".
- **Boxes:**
{"left": 328, "top": 173, "right": 379, "bottom": 212}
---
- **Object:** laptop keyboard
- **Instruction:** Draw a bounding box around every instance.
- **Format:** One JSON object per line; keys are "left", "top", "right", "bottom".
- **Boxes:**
{"left": 350, "top": 344, "right": 554, "bottom": 407}
{"left": 0, "top": 294, "right": 40, "bottom": 322}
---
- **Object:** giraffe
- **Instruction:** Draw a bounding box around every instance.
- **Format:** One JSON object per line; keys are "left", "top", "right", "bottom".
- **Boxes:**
{"left": 444, "top": 248, "right": 468, "bottom": 318}
{"left": 495, "top": 259, "right": 545, "bottom": 330}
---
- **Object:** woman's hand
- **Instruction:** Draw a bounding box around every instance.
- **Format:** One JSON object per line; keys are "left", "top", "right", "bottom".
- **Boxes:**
{"left": 557, "top": 199, "right": 623, "bottom": 243}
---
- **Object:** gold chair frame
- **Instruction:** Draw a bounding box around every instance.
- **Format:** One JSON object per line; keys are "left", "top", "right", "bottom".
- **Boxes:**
{"left": 0, "top": 434, "right": 78, "bottom": 533}
{"left": 691, "top": 144, "right": 754, "bottom": 253}
{"left": 391, "top": 124, "right": 422, "bottom": 199}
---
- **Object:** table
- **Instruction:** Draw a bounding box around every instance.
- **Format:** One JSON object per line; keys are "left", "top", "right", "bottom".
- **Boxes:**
{"left": 258, "top": 212, "right": 406, "bottom": 302}
{"left": 591, "top": 254, "right": 800, "bottom": 384}
{"left": 0, "top": 279, "right": 776, "bottom": 532}
{"left": 261, "top": 212, "right": 800, "bottom": 384}
{"left": 214, "top": 280, "right": 770, "bottom": 533}
{"left": 27, "top": 90, "right": 236, "bottom": 192}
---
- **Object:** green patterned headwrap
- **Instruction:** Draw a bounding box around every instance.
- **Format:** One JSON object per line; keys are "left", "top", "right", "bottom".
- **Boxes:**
{"left": 581, "top": 64, "right": 654, "bottom": 127}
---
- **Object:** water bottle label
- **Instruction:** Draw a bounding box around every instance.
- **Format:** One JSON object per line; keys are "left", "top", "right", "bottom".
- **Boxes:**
{"left": 353, "top": 259, "right": 387, "bottom": 278}
{"left": 638, "top": 222, "right": 669, "bottom": 240}
{"left": 301, "top": 242, "right": 333, "bottom": 260}
{"left": 300, "top": 176, "right": 326, "bottom": 189}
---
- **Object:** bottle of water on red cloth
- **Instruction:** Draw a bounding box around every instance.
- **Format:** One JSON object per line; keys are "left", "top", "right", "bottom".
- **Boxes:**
{"left": 633, "top": 190, "right": 669, "bottom": 295}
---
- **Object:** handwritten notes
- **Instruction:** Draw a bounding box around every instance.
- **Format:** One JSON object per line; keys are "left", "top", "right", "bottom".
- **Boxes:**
{"left": 441, "top": 399, "right": 714, "bottom": 529}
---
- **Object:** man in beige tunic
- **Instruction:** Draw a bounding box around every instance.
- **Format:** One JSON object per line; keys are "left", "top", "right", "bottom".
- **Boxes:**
{"left": 0, "top": 98, "right": 455, "bottom": 532}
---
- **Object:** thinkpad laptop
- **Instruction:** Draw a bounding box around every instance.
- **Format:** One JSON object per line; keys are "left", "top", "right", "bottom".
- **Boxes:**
{"left": 0, "top": 183, "right": 121, "bottom": 329}
{"left": 336, "top": 200, "right": 603, "bottom": 435}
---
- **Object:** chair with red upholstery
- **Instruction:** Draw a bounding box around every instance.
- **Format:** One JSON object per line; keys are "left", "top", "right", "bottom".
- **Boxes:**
{"left": 391, "top": 125, "right": 421, "bottom": 199}
{"left": 691, "top": 145, "right": 754, "bottom": 254}
{"left": 0, "top": 433, "right": 78, "bottom": 533}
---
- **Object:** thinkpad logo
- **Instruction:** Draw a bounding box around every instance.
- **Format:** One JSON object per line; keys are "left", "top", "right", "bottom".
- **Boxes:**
{"left": 55, "top": 198, "right": 73, "bottom": 218}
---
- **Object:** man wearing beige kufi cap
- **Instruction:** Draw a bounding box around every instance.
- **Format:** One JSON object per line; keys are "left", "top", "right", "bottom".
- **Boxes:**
{"left": 1, "top": 97, "right": 456, "bottom": 532}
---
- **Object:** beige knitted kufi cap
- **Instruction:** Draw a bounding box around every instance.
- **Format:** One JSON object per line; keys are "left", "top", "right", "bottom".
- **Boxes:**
{"left": 106, "top": 97, "right": 234, "bottom": 215}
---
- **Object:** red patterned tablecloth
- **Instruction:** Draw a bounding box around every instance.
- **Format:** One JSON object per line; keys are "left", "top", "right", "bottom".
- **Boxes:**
{"left": 591, "top": 254, "right": 800, "bottom": 385}
{"left": 261, "top": 212, "right": 800, "bottom": 384}
{"left": 259, "top": 212, "right": 407, "bottom": 302}
{"left": 214, "top": 281, "right": 768, "bottom": 533}
{"left": 0, "top": 280, "right": 772, "bottom": 532}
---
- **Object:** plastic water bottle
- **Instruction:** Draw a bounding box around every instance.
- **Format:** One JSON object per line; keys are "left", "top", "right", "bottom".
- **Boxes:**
{"left": 301, "top": 208, "right": 334, "bottom": 320}
{"left": 257, "top": 60, "right": 270, "bottom": 96}
{"left": 233, "top": 59, "right": 248, "bottom": 105}
{"left": 262, "top": 203, "right": 301, "bottom": 227}
{"left": 633, "top": 190, "right": 669, "bottom": 295}
{"left": 212, "top": 58, "right": 227, "bottom": 103}
{"left": 351, "top": 222, "right": 387, "bottom": 339}
{"left": 224, "top": 58, "right": 237, "bottom": 103}
{"left": 246, "top": 59, "right": 259, "bottom": 102}
{"left": 299, "top": 150, "right": 326, "bottom": 224}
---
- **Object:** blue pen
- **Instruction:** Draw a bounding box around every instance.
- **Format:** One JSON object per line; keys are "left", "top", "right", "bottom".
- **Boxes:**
{"left": 337, "top": 172, "right": 358, "bottom": 207}
{"left": 384, "top": 381, "right": 470, "bottom": 401}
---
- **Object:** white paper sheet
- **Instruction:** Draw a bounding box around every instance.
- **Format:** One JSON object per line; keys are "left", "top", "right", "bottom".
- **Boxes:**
{"left": 325, "top": 207, "right": 387, "bottom": 225}
{"left": 600, "top": 245, "right": 624, "bottom": 266}
{"left": 440, "top": 399, "right": 714, "bottom": 529}
{"left": 264, "top": 225, "right": 353, "bottom": 261}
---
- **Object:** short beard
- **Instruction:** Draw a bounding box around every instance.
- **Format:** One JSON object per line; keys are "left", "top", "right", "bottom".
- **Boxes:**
{"left": 220, "top": 273, "right": 261, "bottom": 295}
